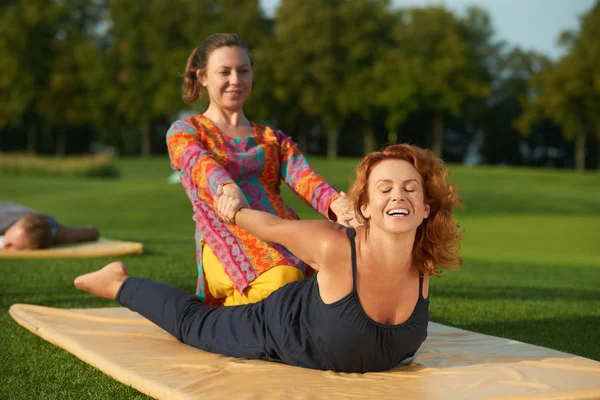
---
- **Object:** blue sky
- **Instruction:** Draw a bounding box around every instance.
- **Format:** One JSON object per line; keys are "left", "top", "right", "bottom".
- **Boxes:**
{"left": 260, "top": 0, "right": 596, "bottom": 59}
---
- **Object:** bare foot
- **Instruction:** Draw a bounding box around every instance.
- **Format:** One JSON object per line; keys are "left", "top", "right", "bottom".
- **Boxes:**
{"left": 74, "top": 261, "right": 129, "bottom": 300}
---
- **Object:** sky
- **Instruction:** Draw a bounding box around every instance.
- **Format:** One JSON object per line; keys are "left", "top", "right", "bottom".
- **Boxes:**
{"left": 260, "top": 0, "right": 596, "bottom": 59}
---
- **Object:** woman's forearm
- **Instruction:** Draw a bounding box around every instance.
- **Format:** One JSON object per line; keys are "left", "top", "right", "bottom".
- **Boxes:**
{"left": 166, "top": 121, "right": 234, "bottom": 197}
{"left": 234, "top": 208, "right": 282, "bottom": 243}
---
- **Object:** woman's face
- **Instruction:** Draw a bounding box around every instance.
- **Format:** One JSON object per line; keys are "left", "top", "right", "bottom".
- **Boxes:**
{"left": 198, "top": 46, "right": 253, "bottom": 112}
{"left": 360, "top": 159, "right": 430, "bottom": 235}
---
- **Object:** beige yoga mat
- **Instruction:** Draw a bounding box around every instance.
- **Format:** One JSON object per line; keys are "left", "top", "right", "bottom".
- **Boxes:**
{"left": 9, "top": 304, "right": 600, "bottom": 400}
{"left": 0, "top": 238, "right": 143, "bottom": 259}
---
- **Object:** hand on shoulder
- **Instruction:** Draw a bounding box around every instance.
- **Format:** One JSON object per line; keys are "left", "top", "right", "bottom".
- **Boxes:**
{"left": 329, "top": 192, "right": 356, "bottom": 227}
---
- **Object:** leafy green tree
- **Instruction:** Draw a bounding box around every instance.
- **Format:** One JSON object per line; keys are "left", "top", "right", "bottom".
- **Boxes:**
{"left": 251, "top": 33, "right": 317, "bottom": 152}
{"left": 337, "top": 0, "right": 394, "bottom": 155}
{"left": 273, "top": 0, "right": 391, "bottom": 159}
{"left": 272, "top": 0, "right": 340, "bottom": 159}
{"left": 517, "top": 55, "right": 589, "bottom": 172}
{"left": 382, "top": 6, "right": 491, "bottom": 157}
{"left": 568, "top": 0, "right": 600, "bottom": 170}
{"left": 518, "top": 1, "right": 600, "bottom": 171}
{"left": 79, "top": 31, "right": 125, "bottom": 153}
{"left": 0, "top": 0, "right": 62, "bottom": 153}
{"left": 481, "top": 47, "right": 550, "bottom": 165}
{"left": 36, "top": 0, "right": 106, "bottom": 155}
{"left": 107, "top": 0, "right": 183, "bottom": 157}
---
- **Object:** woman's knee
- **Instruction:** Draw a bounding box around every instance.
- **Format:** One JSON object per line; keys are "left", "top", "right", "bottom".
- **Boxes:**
{"left": 174, "top": 296, "right": 208, "bottom": 341}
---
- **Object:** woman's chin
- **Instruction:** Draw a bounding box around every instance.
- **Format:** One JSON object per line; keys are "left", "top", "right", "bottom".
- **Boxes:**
{"left": 381, "top": 220, "right": 420, "bottom": 235}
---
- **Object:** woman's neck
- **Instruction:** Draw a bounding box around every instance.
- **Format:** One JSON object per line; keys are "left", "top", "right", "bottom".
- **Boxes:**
{"left": 203, "top": 105, "right": 250, "bottom": 128}
{"left": 360, "top": 226, "right": 416, "bottom": 274}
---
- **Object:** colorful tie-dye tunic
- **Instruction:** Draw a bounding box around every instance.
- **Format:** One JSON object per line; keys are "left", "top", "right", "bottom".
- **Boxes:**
{"left": 167, "top": 114, "right": 340, "bottom": 305}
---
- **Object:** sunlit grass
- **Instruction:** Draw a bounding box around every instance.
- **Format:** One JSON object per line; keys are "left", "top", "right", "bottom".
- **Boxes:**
{"left": 0, "top": 153, "right": 120, "bottom": 178}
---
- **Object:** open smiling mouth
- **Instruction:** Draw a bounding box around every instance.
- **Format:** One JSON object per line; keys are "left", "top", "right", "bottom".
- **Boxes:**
{"left": 386, "top": 208, "right": 410, "bottom": 216}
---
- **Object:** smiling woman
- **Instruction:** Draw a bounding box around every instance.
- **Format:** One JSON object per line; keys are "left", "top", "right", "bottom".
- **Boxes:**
{"left": 166, "top": 33, "right": 354, "bottom": 307}
{"left": 348, "top": 144, "right": 462, "bottom": 277}
{"left": 74, "top": 143, "right": 464, "bottom": 373}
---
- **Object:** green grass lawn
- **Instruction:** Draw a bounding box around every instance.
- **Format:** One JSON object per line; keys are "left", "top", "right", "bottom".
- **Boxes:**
{"left": 1, "top": 157, "right": 599, "bottom": 399}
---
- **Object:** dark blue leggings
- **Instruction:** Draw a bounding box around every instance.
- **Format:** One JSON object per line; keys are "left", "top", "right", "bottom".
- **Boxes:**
{"left": 116, "top": 277, "right": 273, "bottom": 360}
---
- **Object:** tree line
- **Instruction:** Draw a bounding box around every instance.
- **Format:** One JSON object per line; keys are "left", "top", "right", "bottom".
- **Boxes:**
{"left": 1, "top": 0, "right": 598, "bottom": 171}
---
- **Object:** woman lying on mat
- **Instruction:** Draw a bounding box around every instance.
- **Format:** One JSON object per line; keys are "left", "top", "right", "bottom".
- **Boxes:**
{"left": 74, "top": 144, "right": 462, "bottom": 373}
{"left": 167, "top": 33, "right": 353, "bottom": 306}
{"left": 0, "top": 202, "right": 100, "bottom": 251}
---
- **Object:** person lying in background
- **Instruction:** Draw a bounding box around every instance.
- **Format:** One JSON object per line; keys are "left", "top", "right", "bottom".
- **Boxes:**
{"left": 0, "top": 202, "right": 100, "bottom": 251}
{"left": 74, "top": 144, "right": 463, "bottom": 373}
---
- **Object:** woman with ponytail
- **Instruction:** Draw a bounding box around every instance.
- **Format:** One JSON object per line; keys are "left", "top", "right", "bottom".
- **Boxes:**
{"left": 167, "top": 33, "right": 353, "bottom": 306}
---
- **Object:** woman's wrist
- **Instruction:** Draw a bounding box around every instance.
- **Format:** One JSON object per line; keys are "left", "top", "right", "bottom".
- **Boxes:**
{"left": 233, "top": 206, "right": 250, "bottom": 225}
{"left": 220, "top": 181, "right": 236, "bottom": 191}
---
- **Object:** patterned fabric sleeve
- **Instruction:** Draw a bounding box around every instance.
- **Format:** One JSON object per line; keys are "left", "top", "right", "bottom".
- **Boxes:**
{"left": 276, "top": 130, "right": 341, "bottom": 219}
{"left": 166, "top": 119, "right": 234, "bottom": 197}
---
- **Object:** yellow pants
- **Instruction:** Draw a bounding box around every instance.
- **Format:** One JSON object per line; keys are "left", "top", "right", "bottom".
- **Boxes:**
{"left": 202, "top": 245, "right": 304, "bottom": 306}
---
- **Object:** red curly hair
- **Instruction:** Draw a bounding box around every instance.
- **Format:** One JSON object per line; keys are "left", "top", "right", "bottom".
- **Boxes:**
{"left": 348, "top": 144, "right": 463, "bottom": 276}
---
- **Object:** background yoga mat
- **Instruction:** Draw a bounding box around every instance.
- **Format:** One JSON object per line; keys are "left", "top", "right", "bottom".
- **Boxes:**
{"left": 0, "top": 238, "right": 143, "bottom": 259}
{"left": 9, "top": 304, "right": 600, "bottom": 400}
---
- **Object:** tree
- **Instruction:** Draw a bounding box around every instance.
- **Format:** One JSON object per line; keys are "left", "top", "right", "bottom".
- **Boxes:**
{"left": 36, "top": 0, "right": 106, "bottom": 155}
{"left": 337, "top": 0, "right": 394, "bottom": 155}
{"left": 273, "top": 0, "right": 390, "bottom": 159}
{"left": 250, "top": 33, "right": 317, "bottom": 152}
{"left": 518, "top": 1, "right": 600, "bottom": 171}
{"left": 272, "top": 0, "right": 338, "bottom": 159}
{"left": 568, "top": 0, "right": 600, "bottom": 170}
{"left": 0, "top": 0, "right": 62, "bottom": 153}
{"left": 481, "top": 47, "right": 551, "bottom": 165}
{"left": 517, "top": 55, "right": 589, "bottom": 172}
{"left": 107, "top": 0, "right": 179, "bottom": 157}
{"left": 382, "top": 6, "right": 491, "bottom": 157}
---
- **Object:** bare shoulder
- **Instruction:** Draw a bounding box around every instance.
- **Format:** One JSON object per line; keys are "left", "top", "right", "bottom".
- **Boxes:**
{"left": 319, "top": 223, "right": 352, "bottom": 267}
{"left": 290, "top": 220, "right": 348, "bottom": 252}
{"left": 316, "top": 225, "right": 355, "bottom": 302}
{"left": 264, "top": 219, "right": 349, "bottom": 271}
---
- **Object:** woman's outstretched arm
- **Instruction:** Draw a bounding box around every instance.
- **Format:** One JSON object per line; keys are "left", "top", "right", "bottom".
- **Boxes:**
{"left": 215, "top": 186, "right": 344, "bottom": 271}
{"left": 237, "top": 209, "right": 343, "bottom": 271}
{"left": 275, "top": 130, "right": 354, "bottom": 225}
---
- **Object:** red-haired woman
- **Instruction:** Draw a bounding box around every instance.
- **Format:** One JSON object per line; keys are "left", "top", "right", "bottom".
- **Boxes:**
{"left": 167, "top": 33, "right": 352, "bottom": 306}
{"left": 74, "top": 144, "right": 463, "bottom": 373}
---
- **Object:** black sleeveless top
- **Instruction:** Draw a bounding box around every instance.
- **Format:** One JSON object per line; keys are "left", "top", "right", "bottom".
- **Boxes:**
{"left": 258, "top": 227, "right": 430, "bottom": 373}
